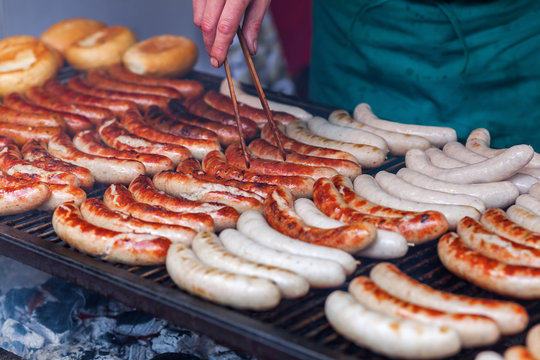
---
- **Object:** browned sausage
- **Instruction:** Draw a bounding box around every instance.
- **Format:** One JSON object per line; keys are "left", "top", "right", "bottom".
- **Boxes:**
{"left": 72, "top": 129, "right": 174, "bottom": 176}
{"left": 0, "top": 172, "right": 50, "bottom": 215}
{"left": 261, "top": 123, "right": 358, "bottom": 163}
{"left": 438, "top": 232, "right": 540, "bottom": 299}
{"left": 26, "top": 85, "right": 115, "bottom": 124}
{"left": 264, "top": 185, "right": 376, "bottom": 253}
{"left": 177, "top": 158, "right": 276, "bottom": 198}
{"left": 480, "top": 208, "right": 540, "bottom": 250}
{"left": 80, "top": 197, "right": 196, "bottom": 245}
{"left": 0, "top": 103, "right": 66, "bottom": 130}
{"left": 98, "top": 118, "right": 191, "bottom": 165}
{"left": 152, "top": 170, "right": 264, "bottom": 213}
{"left": 181, "top": 97, "right": 259, "bottom": 138}
{"left": 52, "top": 202, "right": 171, "bottom": 265}
{"left": 103, "top": 183, "right": 214, "bottom": 232}
{"left": 203, "top": 90, "right": 297, "bottom": 126}
{"left": 203, "top": 150, "right": 314, "bottom": 198}
{"left": 107, "top": 64, "right": 204, "bottom": 99}
{"left": 128, "top": 175, "right": 238, "bottom": 231}
{"left": 44, "top": 79, "right": 136, "bottom": 116}
{"left": 248, "top": 138, "right": 362, "bottom": 178}
{"left": 313, "top": 177, "right": 449, "bottom": 244}
{"left": 457, "top": 216, "right": 540, "bottom": 267}
{"left": 0, "top": 123, "right": 62, "bottom": 147}
{"left": 144, "top": 105, "right": 218, "bottom": 141}
{"left": 21, "top": 139, "right": 95, "bottom": 189}
{"left": 120, "top": 109, "right": 220, "bottom": 160}
{"left": 68, "top": 75, "right": 170, "bottom": 109}
{"left": 0, "top": 143, "right": 80, "bottom": 186}
{"left": 86, "top": 68, "right": 182, "bottom": 99}
{"left": 48, "top": 133, "right": 145, "bottom": 184}
{"left": 226, "top": 142, "right": 338, "bottom": 179}
{"left": 3, "top": 93, "right": 92, "bottom": 134}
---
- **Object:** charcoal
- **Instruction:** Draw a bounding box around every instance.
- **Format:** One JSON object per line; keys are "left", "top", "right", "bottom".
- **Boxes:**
{"left": 34, "top": 297, "right": 83, "bottom": 334}
{"left": 151, "top": 328, "right": 193, "bottom": 354}
{"left": 2, "top": 288, "right": 40, "bottom": 319}
{"left": 1, "top": 319, "right": 45, "bottom": 349}
{"left": 115, "top": 311, "right": 165, "bottom": 337}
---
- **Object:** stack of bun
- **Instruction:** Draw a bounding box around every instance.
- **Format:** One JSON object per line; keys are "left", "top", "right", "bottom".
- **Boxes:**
{"left": 0, "top": 17, "right": 199, "bottom": 97}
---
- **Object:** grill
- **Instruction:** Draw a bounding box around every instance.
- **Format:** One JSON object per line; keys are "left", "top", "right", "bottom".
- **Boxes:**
{"left": 1, "top": 68, "right": 539, "bottom": 360}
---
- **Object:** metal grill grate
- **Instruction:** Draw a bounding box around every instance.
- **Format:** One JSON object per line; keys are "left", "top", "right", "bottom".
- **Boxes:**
{"left": 1, "top": 70, "right": 539, "bottom": 360}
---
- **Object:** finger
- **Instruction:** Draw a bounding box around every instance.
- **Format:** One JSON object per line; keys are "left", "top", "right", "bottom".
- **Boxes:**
{"left": 199, "top": 0, "right": 226, "bottom": 57}
{"left": 242, "top": 0, "right": 270, "bottom": 55}
{"left": 210, "top": 0, "right": 251, "bottom": 67}
{"left": 192, "top": 0, "right": 207, "bottom": 28}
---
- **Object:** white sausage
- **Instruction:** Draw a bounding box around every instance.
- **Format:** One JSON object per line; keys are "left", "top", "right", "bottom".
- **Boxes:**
{"left": 475, "top": 351, "right": 504, "bottom": 360}
{"left": 507, "top": 205, "right": 540, "bottom": 233}
{"left": 191, "top": 232, "right": 309, "bottom": 299}
{"left": 516, "top": 194, "right": 540, "bottom": 217}
{"left": 328, "top": 109, "right": 430, "bottom": 156}
{"left": 353, "top": 174, "right": 480, "bottom": 229}
{"left": 294, "top": 197, "right": 345, "bottom": 228}
{"left": 428, "top": 146, "right": 474, "bottom": 168}
{"left": 236, "top": 210, "right": 357, "bottom": 274}
{"left": 396, "top": 168, "right": 518, "bottom": 209}
{"left": 353, "top": 103, "right": 457, "bottom": 147}
{"left": 529, "top": 183, "right": 540, "bottom": 199}
{"left": 375, "top": 170, "right": 486, "bottom": 212}
{"left": 369, "top": 262, "right": 529, "bottom": 335}
{"left": 166, "top": 241, "right": 281, "bottom": 310}
{"left": 219, "top": 228, "right": 346, "bottom": 288}
{"left": 219, "top": 78, "right": 313, "bottom": 121}
{"left": 307, "top": 116, "right": 388, "bottom": 152}
{"left": 324, "top": 291, "right": 461, "bottom": 359}
{"left": 442, "top": 141, "right": 538, "bottom": 193}
{"left": 405, "top": 146, "right": 534, "bottom": 184}
{"left": 466, "top": 128, "right": 540, "bottom": 168}
{"left": 294, "top": 198, "right": 408, "bottom": 259}
{"left": 285, "top": 120, "right": 387, "bottom": 168}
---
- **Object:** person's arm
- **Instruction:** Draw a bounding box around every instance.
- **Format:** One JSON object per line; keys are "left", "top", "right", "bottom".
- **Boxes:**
{"left": 193, "top": 0, "right": 270, "bottom": 68}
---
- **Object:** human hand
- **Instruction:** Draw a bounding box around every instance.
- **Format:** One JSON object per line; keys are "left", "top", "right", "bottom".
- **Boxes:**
{"left": 193, "top": 0, "right": 270, "bottom": 68}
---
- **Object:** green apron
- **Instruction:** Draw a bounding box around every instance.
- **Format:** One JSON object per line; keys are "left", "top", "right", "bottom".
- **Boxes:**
{"left": 309, "top": 0, "right": 540, "bottom": 149}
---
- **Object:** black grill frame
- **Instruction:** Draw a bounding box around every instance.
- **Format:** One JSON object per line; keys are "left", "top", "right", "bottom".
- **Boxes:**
{"left": 0, "top": 69, "right": 538, "bottom": 360}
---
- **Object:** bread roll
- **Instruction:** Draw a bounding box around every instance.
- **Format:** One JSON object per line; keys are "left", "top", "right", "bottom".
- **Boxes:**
{"left": 123, "top": 35, "right": 198, "bottom": 77}
{"left": 0, "top": 36, "right": 58, "bottom": 97}
{"left": 40, "top": 18, "right": 106, "bottom": 54}
{"left": 65, "top": 25, "right": 137, "bottom": 71}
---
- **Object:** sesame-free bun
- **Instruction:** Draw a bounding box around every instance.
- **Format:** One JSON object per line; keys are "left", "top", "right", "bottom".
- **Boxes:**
{"left": 40, "top": 18, "right": 106, "bottom": 54}
{"left": 123, "top": 35, "right": 198, "bottom": 77}
{"left": 0, "top": 35, "right": 58, "bottom": 97}
{"left": 65, "top": 25, "right": 138, "bottom": 71}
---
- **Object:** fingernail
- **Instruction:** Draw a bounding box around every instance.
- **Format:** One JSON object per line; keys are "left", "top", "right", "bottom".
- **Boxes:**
{"left": 252, "top": 40, "right": 258, "bottom": 54}
{"left": 210, "top": 57, "right": 219, "bottom": 67}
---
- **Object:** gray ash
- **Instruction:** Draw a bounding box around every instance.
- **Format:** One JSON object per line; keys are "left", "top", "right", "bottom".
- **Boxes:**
{"left": 0, "top": 267, "right": 254, "bottom": 360}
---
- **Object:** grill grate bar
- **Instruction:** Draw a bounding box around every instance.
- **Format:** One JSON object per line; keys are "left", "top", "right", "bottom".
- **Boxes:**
{"left": 140, "top": 266, "right": 166, "bottom": 278}
{"left": 37, "top": 229, "right": 57, "bottom": 238}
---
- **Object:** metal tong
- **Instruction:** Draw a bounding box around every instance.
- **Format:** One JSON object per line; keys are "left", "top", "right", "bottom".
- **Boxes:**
{"left": 223, "top": 26, "right": 287, "bottom": 168}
